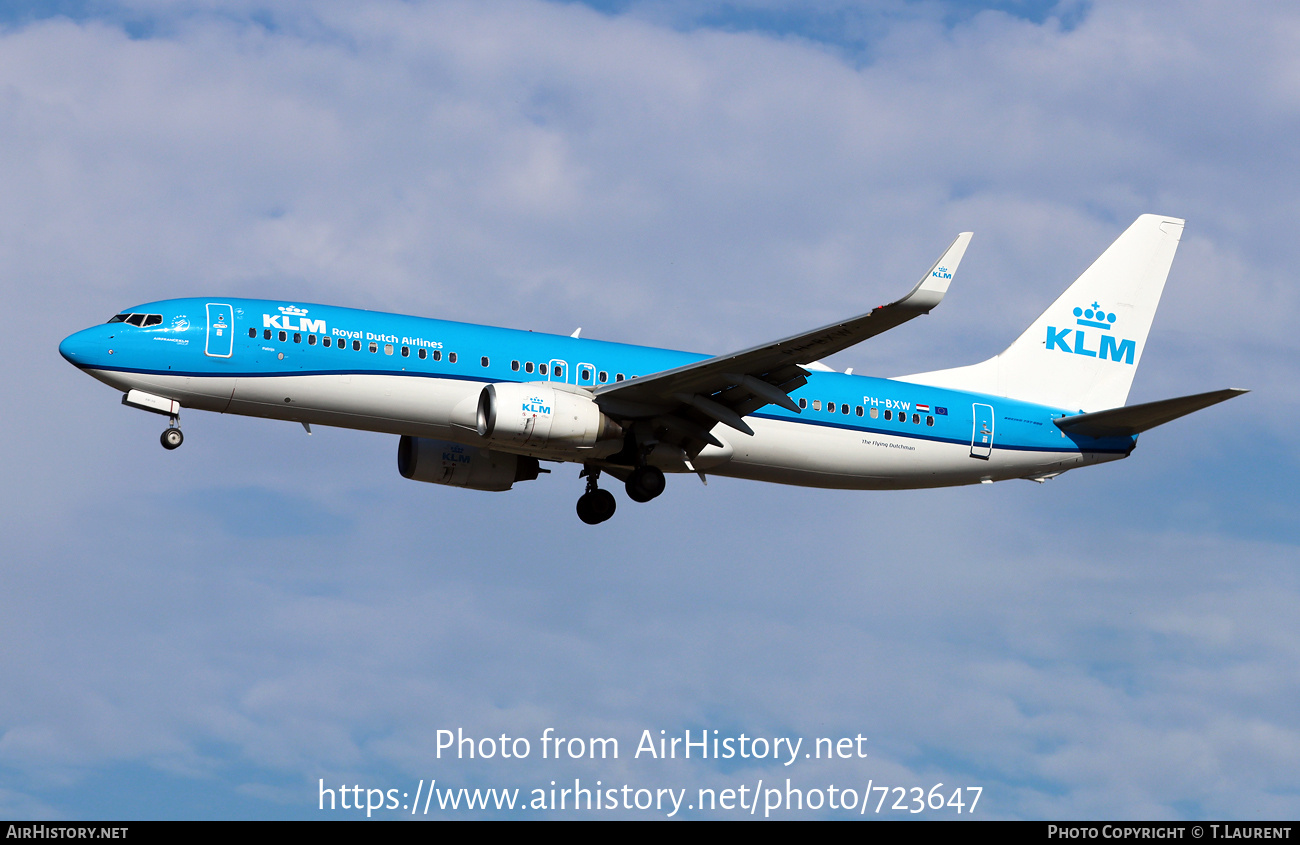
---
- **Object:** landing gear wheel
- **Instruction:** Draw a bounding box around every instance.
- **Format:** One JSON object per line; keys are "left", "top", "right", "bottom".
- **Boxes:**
{"left": 625, "top": 465, "right": 666, "bottom": 503}
{"left": 160, "top": 427, "right": 184, "bottom": 450}
{"left": 576, "top": 489, "right": 617, "bottom": 525}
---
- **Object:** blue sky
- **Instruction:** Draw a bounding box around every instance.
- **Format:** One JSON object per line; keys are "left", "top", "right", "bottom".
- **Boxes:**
{"left": 1, "top": 0, "right": 1297, "bottom": 819}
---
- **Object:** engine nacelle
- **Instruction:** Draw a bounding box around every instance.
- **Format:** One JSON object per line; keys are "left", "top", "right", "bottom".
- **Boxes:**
{"left": 397, "top": 436, "right": 541, "bottom": 492}
{"left": 476, "top": 383, "right": 622, "bottom": 450}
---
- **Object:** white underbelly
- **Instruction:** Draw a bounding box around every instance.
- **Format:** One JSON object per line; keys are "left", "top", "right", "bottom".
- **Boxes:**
{"left": 708, "top": 416, "right": 1097, "bottom": 489}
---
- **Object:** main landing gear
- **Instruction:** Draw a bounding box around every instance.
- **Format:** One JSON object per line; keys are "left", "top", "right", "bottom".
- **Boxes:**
{"left": 160, "top": 416, "right": 183, "bottom": 450}
{"left": 574, "top": 464, "right": 667, "bottom": 524}
{"left": 576, "top": 467, "right": 617, "bottom": 525}
{"left": 625, "top": 465, "right": 665, "bottom": 503}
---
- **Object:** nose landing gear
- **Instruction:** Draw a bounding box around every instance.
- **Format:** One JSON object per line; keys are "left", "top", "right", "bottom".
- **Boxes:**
{"left": 121, "top": 391, "right": 185, "bottom": 451}
{"left": 576, "top": 467, "right": 617, "bottom": 525}
{"left": 160, "top": 416, "right": 183, "bottom": 450}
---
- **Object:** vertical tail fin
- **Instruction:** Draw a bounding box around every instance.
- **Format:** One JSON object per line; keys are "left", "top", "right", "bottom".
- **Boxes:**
{"left": 896, "top": 214, "right": 1184, "bottom": 411}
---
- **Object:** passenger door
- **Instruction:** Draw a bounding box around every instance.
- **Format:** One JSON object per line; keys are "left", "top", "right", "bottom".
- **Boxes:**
{"left": 970, "top": 403, "right": 994, "bottom": 459}
{"left": 205, "top": 302, "right": 234, "bottom": 358}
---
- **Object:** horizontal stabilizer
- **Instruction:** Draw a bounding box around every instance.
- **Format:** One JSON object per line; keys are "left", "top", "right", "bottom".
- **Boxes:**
{"left": 1053, "top": 388, "right": 1247, "bottom": 438}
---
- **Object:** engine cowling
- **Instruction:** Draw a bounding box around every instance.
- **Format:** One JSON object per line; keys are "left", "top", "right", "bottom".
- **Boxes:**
{"left": 476, "top": 383, "right": 622, "bottom": 450}
{"left": 398, "top": 436, "right": 541, "bottom": 492}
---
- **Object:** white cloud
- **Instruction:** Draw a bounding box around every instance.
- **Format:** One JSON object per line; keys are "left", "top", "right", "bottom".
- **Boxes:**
{"left": 0, "top": 0, "right": 1296, "bottom": 819}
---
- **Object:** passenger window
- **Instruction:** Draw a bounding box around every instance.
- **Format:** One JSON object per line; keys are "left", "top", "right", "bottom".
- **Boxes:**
{"left": 353, "top": 340, "right": 361, "bottom": 351}
{"left": 926, "top": 415, "right": 934, "bottom": 426}
{"left": 279, "top": 331, "right": 287, "bottom": 342}
{"left": 512, "top": 360, "right": 520, "bottom": 371}
{"left": 841, "top": 404, "right": 849, "bottom": 414}
{"left": 826, "top": 401, "right": 834, "bottom": 413}
{"left": 798, "top": 398, "right": 807, "bottom": 409}
{"left": 432, "top": 350, "right": 442, "bottom": 361}
{"left": 812, "top": 400, "right": 822, "bottom": 411}
{"left": 554, "top": 365, "right": 563, "bottom": 378}
{"left": 419, "top": 348, "right": 427, "bottom": 359}
{"left": 598, "top": 371, "right": 607, "bottom": 383}
{"left": 539, "top": 363, "right": 548, "bottom": 376}
{"left": 264, "top": 329, "right": 272, "bottom": 340}
{"left": 912, "top": 413, "right": 919, "bottom": 424}
{"left": 885, "top": 410, "right": 892, "bottom": 421}
{"left": 369, "top": 341, "right": 378, "bottom": 353}
{"left": 401, "top": 346, "right": 409, "bottom": 357}
{"left": 384, "top": 344, "right": 393, "bottom": 355}
{"left": 855, "top": 406, "right": 863, "bottom": 417}
{"left": 248, "top": 328, "right": 256, "bottom": 338}
{"left": 308, "top": 335, "right": 317, "bottom": 345}
{"left": 481, "top": 356, "right": 489, "bottom": 367}
{"left": 323, "top": 337, "right": 331, "bottom": 347}
{"left": 525, "top": 362, "right": 534, "bottom": 373}
{"left": 616, "top": 374, "right": 624, "bottom": 382}
{"left": 870, "top": 407, "right": 879, "bottom": 419}
{"left": 293, "top": 333, "right": 301, "bottom": 343}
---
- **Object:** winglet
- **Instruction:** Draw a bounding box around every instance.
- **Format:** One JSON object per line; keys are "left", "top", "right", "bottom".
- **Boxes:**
{"left": 896, "top": 231, "right": 973, "bottom": 313}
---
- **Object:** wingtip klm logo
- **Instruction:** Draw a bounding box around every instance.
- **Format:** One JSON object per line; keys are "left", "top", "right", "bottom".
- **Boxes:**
{"left": 931, "top": 265, "right": 952, "bottom": 280}
{"left": 264, "top": 304, "right": 325, "bottom": 333}
{"left": 1046, "top": 302, "right": 1135, "bottom": 364}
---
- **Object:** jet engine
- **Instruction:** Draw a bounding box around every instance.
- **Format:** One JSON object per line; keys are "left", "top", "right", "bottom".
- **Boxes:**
{"left": 398, "top": 436, "right": 541, "bottom": 492}
{"left": 476, "top": 383, "right": 622, "bottom": 450}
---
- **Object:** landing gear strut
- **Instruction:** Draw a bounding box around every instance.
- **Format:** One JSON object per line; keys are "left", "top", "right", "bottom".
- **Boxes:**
{"left": 625, "top": 465, "right": 665, "bottom": 503}
{"left": 576, "top": 467, "right": 617, "bottom": 525}
{"left": 160, "top": 416, "right": 183, "bottom": 450}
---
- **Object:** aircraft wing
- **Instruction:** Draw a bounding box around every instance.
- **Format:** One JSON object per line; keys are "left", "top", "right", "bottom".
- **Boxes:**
{"left": 592, "top": 232, "right": 973, "bottom": 451}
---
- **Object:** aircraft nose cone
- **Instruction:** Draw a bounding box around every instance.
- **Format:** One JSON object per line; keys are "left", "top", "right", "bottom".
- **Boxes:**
{"left": 59, "top": 327, "right": 101, "bottom": 367}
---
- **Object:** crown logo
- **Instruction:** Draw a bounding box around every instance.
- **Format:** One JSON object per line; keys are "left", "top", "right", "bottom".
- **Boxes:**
{"left": 1074, "top": 302, "right": 1116, "bottom": 330}
{"left": 278, "top": 305, "right": 309, "bottom": 316}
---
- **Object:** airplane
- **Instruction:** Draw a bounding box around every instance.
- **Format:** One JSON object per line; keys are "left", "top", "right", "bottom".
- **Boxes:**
{"left": 58, "top": 214, "right": 1245, "bottom": 524}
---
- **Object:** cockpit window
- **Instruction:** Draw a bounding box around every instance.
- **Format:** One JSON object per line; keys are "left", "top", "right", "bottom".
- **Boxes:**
{"left": 110, "top": 312, "right": 164, "bottom": 327}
